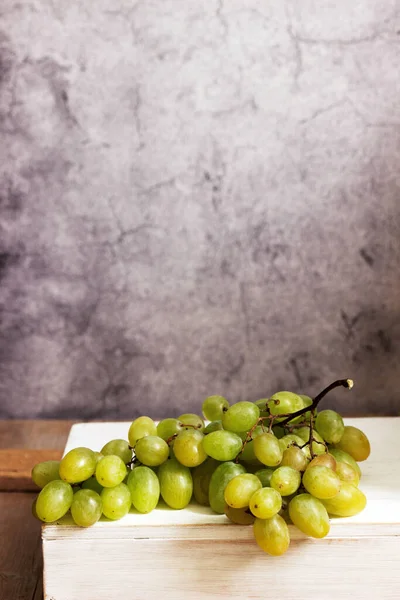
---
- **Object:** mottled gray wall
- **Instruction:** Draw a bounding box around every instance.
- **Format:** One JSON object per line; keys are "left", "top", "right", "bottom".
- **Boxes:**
{"left": 1, "top": 0, "right": 400, "bottom": 419}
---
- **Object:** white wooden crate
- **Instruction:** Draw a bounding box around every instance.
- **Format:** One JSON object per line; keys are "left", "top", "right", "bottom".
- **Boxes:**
{"left": 42, "top": 418, "right": 400, "bottom": 600}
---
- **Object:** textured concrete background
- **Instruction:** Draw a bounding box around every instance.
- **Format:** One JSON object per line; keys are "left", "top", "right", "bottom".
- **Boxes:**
{"left": 0, "top": 0, "right": 399, "bottom": 419}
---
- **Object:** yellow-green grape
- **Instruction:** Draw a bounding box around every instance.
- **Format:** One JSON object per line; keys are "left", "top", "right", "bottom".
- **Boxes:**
{"left": 94, "top": 452, "right": 103, "bottom": 463}
{"left": 308, "top": 453, "right": 337, "bottom": 471}
{"left": 36, "top": 480, "right": 74, "bottom": 523}
{"left": 202, "top": 430, "right": 243, "bottom": 461}
{"left": 270, "top": 466, "right": 301, "bottom": 496}
{"left": 221, "top": 402, "right": 260, "bottom": 433}
{"left": 32, "top": 498, "right": 39, "bottom": 520}
{"left": 329, "top": 448, "right": 362, "bottom": 478}
{"left": 172, "top": 429, "right": 207, "bottom": 468}
{"left": 253, "top": 433, "right": 283, "bottom": 467}
{"left": 156, "top": 418, "right": 182, "bottom": 441}
{"left": 202, "top": 395, "right": 230, "bottom": 421}
{"left": 224, "top": 504, "right": 255, "bottom": 525}
{"left": 209, "top": 461, "right": 246, "bottom": 514}
{"left": 178, "top": 413, "right": 205, "bottom": 432}
{"left": 278, "top": 434, "right": 305, "bottom": 452}
{"left": 101, "top": 439, "right": 132, "bottom": 464}
{"left": 59, "top": 447, "right": 97, "bottom": 484}
{"left": 128, "top": 416, "right": 157, "bottom": 446}
{"left": 302, "top": 465, "right": 341, "bottom": 499}
{"left": 334, "top": 426, "right": 371, "bottom": 462}
{"left": 268, "top": 391, "right": 304, "bottom": 420}
{"left": 127, "top": 466, "right": 160, "bottom": 513}
{"left": 315, "top": 410, "right": 344, "bottom": 444}
{"left": 158, "top": 457, "right": 193, "bottom": 509}
{"left": 335, "top": 461, "right": 360, "bottom": 486}
{"left": 203, "top": 420, "right": 224, "bottom": 434}
{"left": 71, "top": 489, "right": 102, "bottom": 527}
{"left": 95, "top": 455, "right": 127, "bottom": 487}
{"left": 224, "top": 474, "right": 262, "bottom": 509}
{"left": 192, "top": 458, "right": 220, "bottom": 506}
{"left": 253, "top": 514, "right": 290, "bottom": 556}
{"left": 31, "top": 460, "right": 61, "bottom": 489}
{"left": 289, "top": 493, "right": 330, "bottom": 538}
{"left": 134, "top": 436, "right": 169, "bottom": 467}
{"left": 321, "top": 483, "right": 367, "bottom": 517}
{"left": 249, "top": 487, "right": 282, "bottom": 519}
{"left": 280, "top": 446, "right": 308, "bottom": 471}
{"left": 254, "top": 468, "right": 275, "bottom": 487}
{"left": 101, "top": 483, "right": 131, "bottom": 520}
{"left": 295, "top": 427, "right": 326, "bottom": 456}
{"left": 81, "top": 476, "right": 104, "bottom": 494}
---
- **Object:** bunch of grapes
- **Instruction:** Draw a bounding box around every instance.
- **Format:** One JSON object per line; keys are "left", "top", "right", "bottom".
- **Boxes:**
{"left": 32, "top": 378, "right": 370, "bottom": 556}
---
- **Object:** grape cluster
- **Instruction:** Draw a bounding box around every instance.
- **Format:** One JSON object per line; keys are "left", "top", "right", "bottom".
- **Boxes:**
{"left": 31, "top": 378, "right": 370, "bottom": 556}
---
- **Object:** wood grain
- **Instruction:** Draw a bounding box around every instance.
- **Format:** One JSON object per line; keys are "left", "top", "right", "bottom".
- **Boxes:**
{"left": 0, "top": 420, "right": 74, "bottom": 600}
{"left": 0, "top": 449, "right": 62, "bottom": 491}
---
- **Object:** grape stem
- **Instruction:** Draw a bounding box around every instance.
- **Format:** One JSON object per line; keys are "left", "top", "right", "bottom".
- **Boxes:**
{"left": 278, "top": 379, "right": 353, "bottom": 428}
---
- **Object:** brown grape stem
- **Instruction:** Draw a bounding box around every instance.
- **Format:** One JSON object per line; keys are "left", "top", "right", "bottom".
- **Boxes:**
{"left": 279, "top": 379, "right": 353, "bottom": 428}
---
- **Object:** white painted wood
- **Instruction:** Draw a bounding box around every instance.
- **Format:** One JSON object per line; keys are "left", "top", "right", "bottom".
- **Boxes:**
{"left": 43, "top": 418, "right": 400, "bottom": 600}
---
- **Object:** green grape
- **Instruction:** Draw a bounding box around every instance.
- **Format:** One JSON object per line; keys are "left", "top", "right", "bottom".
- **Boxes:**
{"left": 253, "top": 515, "right": 290, "bottom": 556}
{"left": 81, "top": 476, "right": 104, "bottom": 494}
{"left": 222, "top": 402, "right": 260, "bottom": 433}
{"left": 158, "top": 458, "right": 193, "bottom": 509}
{"left": 156, "top": 418, "right": 182, "bottom": 441}
{"left": 209, "top": 461, "right": 246, "bottom": 514}
{"left": 268, "top": 391, "right": 304, "bottom": 420}
{"left": 295, "top": 427, "right": 326, "bottom": 456}
{"left": 254, "top": 399, "right": 270, "bottom": 417}
{"left": 270, "top": 466, "right": 301, "bottom": 496}
{"left": 192, "top": 458, "right": 220, "bottom": 506}
{"left": 302, "top": 465, "right": 341, "bottom": 499}
{"left": 308, "top": 453, "right": 337, "bottom": 471}
{"left": 329, "top": 448, "right": 362, "bottom": 477}
{"left": 202, "top": 395, "right": 229, "bottom": 421}
{"left": 178, "top": 413, "right": 205, "bottom": 432}
{"left": 289, "top": 494, "right": 330, "bottom": 538}
{"left": 315, "top": 410, "right": 345, "bottom": 444}
{"left": 36, "top": 480, "right": 74, "bottom": 523}
{"left": 249, "top": 487, "right": 282, "bottom": 519}
{"left": 94, "top": 452, "right": 103, "bottom": 463}
{"left": 127, "top": 466, "right": 160, "bottom": 513}
{"left": 71, "top": 489, "right": 102, "bottom": 527}
{"left": 321, "top": 483, "right": 367, "bottom": 517}
{"left": 333, "top": 426, "right": 371, "bottom": 461}
{"left": 59, "top": 447, "right": 97, "bottom": 484}
{"left": 254, "top": 468, "right": 275, "bottom": 487}
{"left": 299, "top": 395, "right": 315, "bottom": 420}
{"left": 203, "top": 420, "right": 224, "bottom": 434}
{"left": 335, "top": 461, "right": 359, "bottom": 486}
{"left": 101, "top": 483, "right": 132, "bottom": 520}
{"left": 134, "top": 436, "right": 169, "bottom": 467}
{"left": 101, "top": 439, "right": 132, "bottom": 464}
{"left": 239, "top": 439, "right": 257, "bottom": 462}
{"left": 271, "top": 425, "right": 285, "bottom": 439}
{"left": 31, "top": 460, "right": 61, "bottom": 489}
{"left": 224, "top": 504, "right": 255, "bottom": 525}
{"left": 278, "top": 434, "right": 305, "bottom": 452}
{"left": 224, "top": 474, "right": 262, "bottom": 509}
{"left": 253, "top": 432, "right": 283, "bottom": 467}
{"left": 32, "top": 498, "right": 39, "bottom": 520}
{"left": 281, "top": 446, "right": 308, "bottom": 471}
{"left": 202, "top": 430, "right": 243, "bottom": 462}
{"left": 128, "top": 416, "right": 157, "bottom": 446}
{"left": 171, "top": 429, "right": 207, "bottom": 468}
{"left": 95, "top": 455, "right": 127, "bottom": 487}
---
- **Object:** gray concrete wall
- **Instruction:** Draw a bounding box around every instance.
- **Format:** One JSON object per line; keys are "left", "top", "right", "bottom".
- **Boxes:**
{"left": 1, "top": 0, "right": 399, "bottom": 419}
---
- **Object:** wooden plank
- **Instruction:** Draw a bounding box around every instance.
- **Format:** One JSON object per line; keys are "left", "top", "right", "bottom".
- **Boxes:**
{"left": 0, "top": 492, "right": 43, "bottom": 600}
{"left": 0, "top": 449, "right": 62, "bottom": 491}
{"left": 0, "top": 420, "right": 76, "bottom": 450}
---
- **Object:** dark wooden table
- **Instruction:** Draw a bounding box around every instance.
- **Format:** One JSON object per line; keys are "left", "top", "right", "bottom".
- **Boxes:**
{"left": 0, "top": 421, "right": 76, "bottom": 600}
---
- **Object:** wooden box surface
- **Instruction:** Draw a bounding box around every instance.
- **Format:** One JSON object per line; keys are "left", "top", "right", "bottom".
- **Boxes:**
{"left": 42, "top": 418, "right": 400, "bottom": 600}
